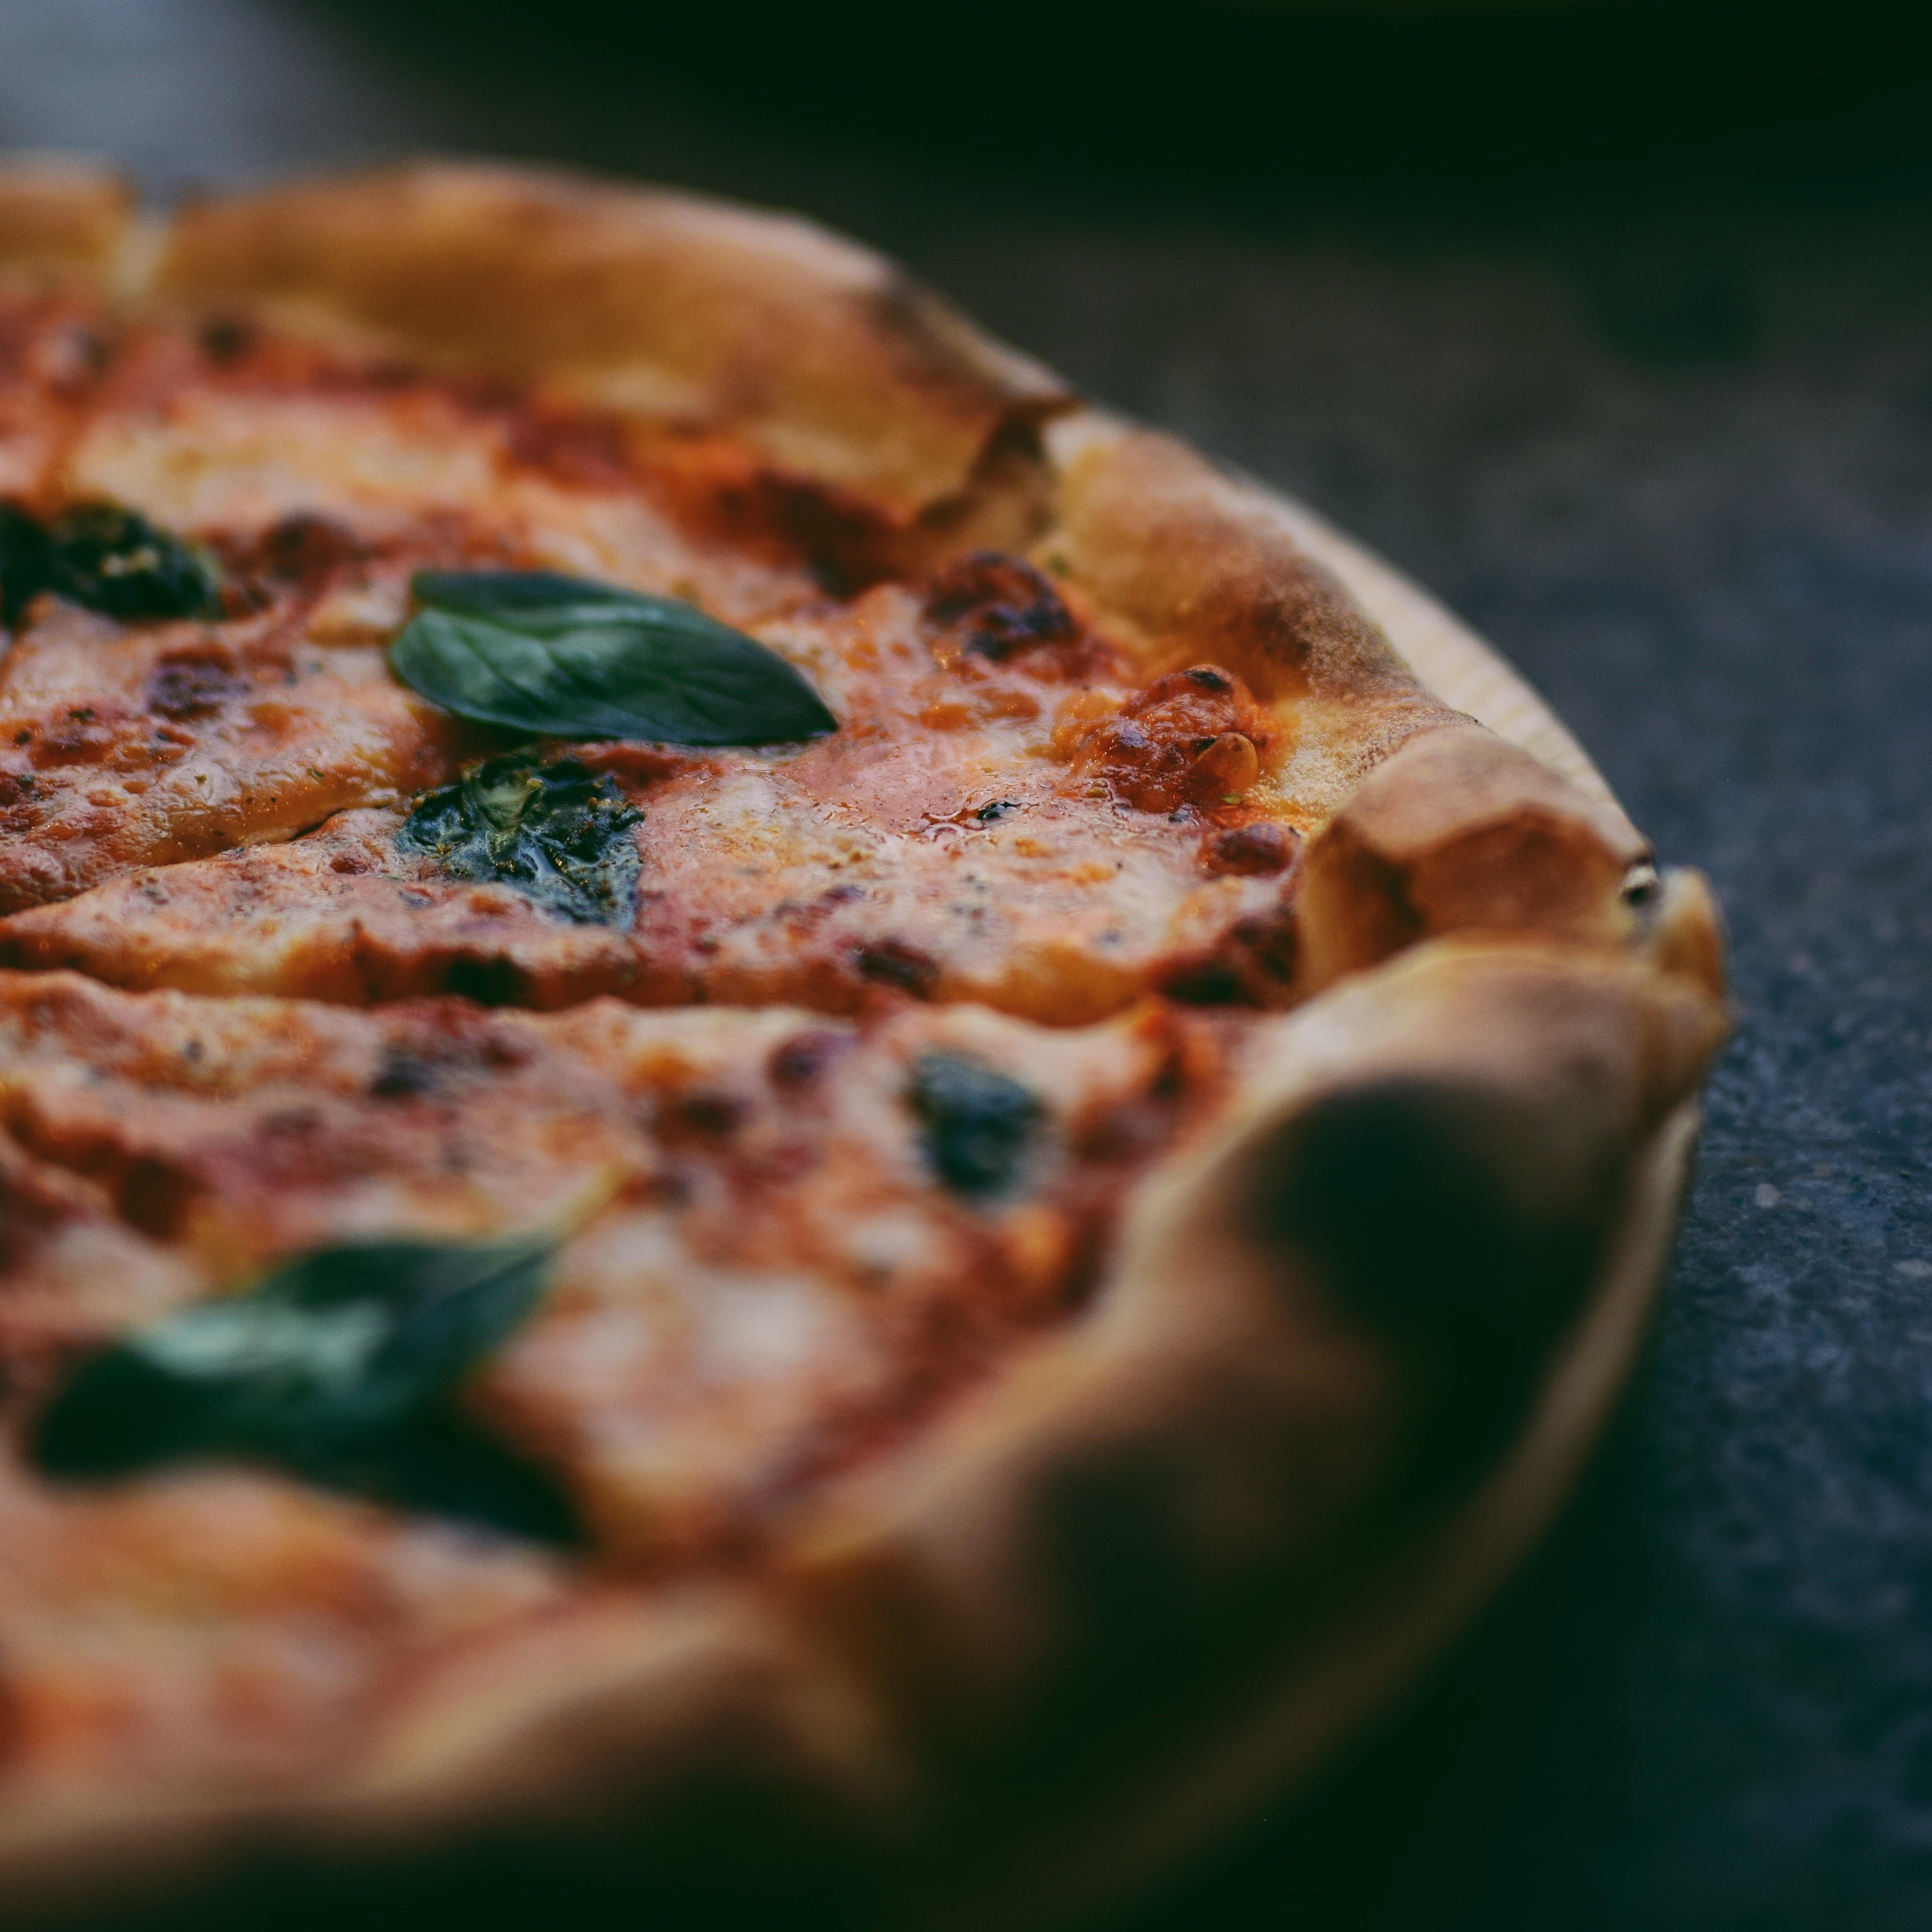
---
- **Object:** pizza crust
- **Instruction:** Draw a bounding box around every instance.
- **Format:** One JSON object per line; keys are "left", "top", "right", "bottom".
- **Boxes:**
{"left": 781, "top": 938, "right": 1721, "bottom": 1728}
{"left": 0, "top": 158, "right": 1726, "bottom": 1921}
{"left": 906, "top": 1094, "right": 1705, "bottom": 1932}
{"left": 0, "top": 159, "right": 132, "bottom": 293}
{"left": 151, "top": 163, "right": 1071, "bottom": 525}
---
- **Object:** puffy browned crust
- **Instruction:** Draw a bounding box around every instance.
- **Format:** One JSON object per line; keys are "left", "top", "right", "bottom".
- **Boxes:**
{"left": 1295, "top": 722, "right": 1653, "bottom": 994}
{"left": 1046, "top": 417, "right": 1462, "bottom": 819}
{"left": 0, "top": 945, "right": 1725, "bottom": 1924}
{"left": 153, "top": 163, "right": 1071, "bottom": 523}
{"left": 0, "top": 1588, "right": 892, "bottom": 1918}
{"left": 0, "top": 156, "right": 1731, "bottom": 1920}
{"left": 0, "top": 159, "right": 132, "bottom": 290}
{"left": 782, "top": 943, "right": 1721, "bottom": 1730}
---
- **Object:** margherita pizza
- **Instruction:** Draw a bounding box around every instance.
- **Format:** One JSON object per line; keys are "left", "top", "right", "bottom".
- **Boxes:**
{"left": 0, "top": 157, "right": 1725, "bottom": 1923}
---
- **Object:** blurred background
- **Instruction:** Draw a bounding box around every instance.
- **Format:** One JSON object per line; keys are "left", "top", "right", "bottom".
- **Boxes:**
{"left": 3, "top": 2, "right": 1932, "bottom": 1927}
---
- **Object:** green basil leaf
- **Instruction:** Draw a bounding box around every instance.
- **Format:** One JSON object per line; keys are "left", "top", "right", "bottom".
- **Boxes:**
{"left": 906, "top": 1051, "right": 1042, "bottom": 1197}
{"left": 31, "top": 1235, "right": 574, "bottom": 1539}
{"left": 410, "top": 568, "right": 639, "bottom": 625}
{"left": 1, "top": 501, "right": 223, "bottom": 624}
{"left": 0, "top": 504, "right": 46, "bottom": 625}
{"left": 399, "top": 753, "right": 643, "bottom": 928}
{"left": 388, "top": 568, "right": 837, "bottom": 745}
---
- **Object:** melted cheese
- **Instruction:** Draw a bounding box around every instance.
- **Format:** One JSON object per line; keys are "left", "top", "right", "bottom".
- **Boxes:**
{"left": 0, "top": 596, "right": 1303, "bottom": 1021}
{"left": 0, "top": 294, "right": 99, "bottom": 500}
{"left": 0, "top": 972, "right": 1229, "bottom": 1571}
{"left": 0, "top": 601, "right": 467, "bottom": 911}
{"left": 0, "top": 309, "right": 1318, "bottom": 1020}
{"left": 0, "top": 287, "right": 1308, "bottom": 1802}
{"left": 0, "top": 1463, "right": 565, "bottom": 1801}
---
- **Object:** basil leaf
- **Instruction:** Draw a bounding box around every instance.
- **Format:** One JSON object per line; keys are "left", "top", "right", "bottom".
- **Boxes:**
{"left": 32, "top": 1235, "right": 574, "bottom": 1540}
{"left": 907, "top": 1052, "right": 1042, "bottom": 1197}
{"left": 0, "top": 501, "right": 223, "bottom": 624}
{"left": 0, "top": 504, "right": 44, "bottom": 624}
{"left": 410, "top": 569, "right": 639, "bottom": 623}
{"left": 388, "top": 568, "right": 836, "bottom": 745}
{"left": 399, "top": 753, "right": 642, "bottom": 928}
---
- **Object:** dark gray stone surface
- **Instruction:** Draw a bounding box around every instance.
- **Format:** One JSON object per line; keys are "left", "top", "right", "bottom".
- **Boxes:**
{"left": 2, "top": 6, "right": 1928, "bottom": 1925}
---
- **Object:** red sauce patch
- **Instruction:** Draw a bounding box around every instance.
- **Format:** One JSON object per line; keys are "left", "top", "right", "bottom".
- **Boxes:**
{"left": 504, "top": 407, "right": 638, "bottom": 491}
{"left": 924, "top": 551, "right": 1074, "bottom": 658}
{"left": 638, "top": 432, "right": 904, "bottom": 592}
{"left": 240, "top": 512, "right": 371, "bottom": 585}
{"left": 1059, "top": 664, "right": 1273, "bottom": 814}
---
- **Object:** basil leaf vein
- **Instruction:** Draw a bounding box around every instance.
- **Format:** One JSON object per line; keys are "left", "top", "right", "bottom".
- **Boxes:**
{"left": 388, "top": 569, "right": 837, "bottom": 746}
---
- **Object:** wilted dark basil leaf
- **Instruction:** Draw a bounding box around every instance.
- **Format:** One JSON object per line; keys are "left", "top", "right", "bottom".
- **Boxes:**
{"left": 399, "top": 753, "right": 643, "bottom": 928}
{"left": 31, "top": 1234, "right": 574, "bottom": 1539}
{"left": 0, "top": 504, "right": 45, "bottom": 624}
{"left": 388, "top": 568, "right": 837, "bottom": 745}
{"left": 0, "top": 501, "right": 223, "bottom": 624}
{"left": 907, "top": 1051, "right": 1041, "bottom": 1197}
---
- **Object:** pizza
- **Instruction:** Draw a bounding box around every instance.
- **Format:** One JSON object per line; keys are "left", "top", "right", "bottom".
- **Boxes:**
{"left": 0, "top": 156, "right": 1726, "bottom": 1920}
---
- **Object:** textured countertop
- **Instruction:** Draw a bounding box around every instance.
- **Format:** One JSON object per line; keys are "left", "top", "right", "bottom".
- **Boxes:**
{"left": 2, "top": 5, "right": 1928, "bottom": 1926}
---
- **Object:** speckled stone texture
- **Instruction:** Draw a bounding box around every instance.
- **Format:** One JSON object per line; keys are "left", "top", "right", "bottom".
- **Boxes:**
{"left": 0, "top": 5, "right": 1928, "bottom": 1926}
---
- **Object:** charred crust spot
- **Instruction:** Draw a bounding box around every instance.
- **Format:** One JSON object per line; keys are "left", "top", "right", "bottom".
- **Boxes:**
{"left": 925, "top": 551, "right": 1076, "bottom": 661}
{"left": 1157, "top": 903, "right": 1298, "bottom": 1007}
{"left": 639, "top": 435, "right": 908, "bottom": 591}
{"left": 479, "top": 1033, "right": 531, "bottom": 1072}
{"left": 1621, "top": 863, "right": 1662, "bottom": 906}
{"left": 767, "top": 480, "right": 900, "bottom": 597}
{"left": 249, "top": 513, "right": 370, "bottom": 585}
{"left": 1201, "top": 821, "right": 1298, "bottom": 877}
{"left": 711, "top": 468, "right": 898, "bottom": 595}
{"left": 443, "top": 956, "right": 527, "bottom": 1007}
{"left": 1154, "top": 957, "right": 1247, "bottom": 1006}
{"left": 145, "top": 649, "right": 247, "bottom": 722}
{"left": 198, "top": 318, "right": 255, "bottom": 365}
{"left": 663, "top": 1091, "right": 745, "bottom": 1141}
{"left": 114, "top": 1158, "right": 196, "bottom": 1240}
{"left": 34, "top": 707, "right": 126, "bottom": 767}
{"left": 369, "top": 1048, "right": 439, "bottom": 1100}
{"left": 769, "top": 1029, "right": 847, "bottom": 1091}
{"left": 856, "top": 937, "right": 940, "bottom": 998}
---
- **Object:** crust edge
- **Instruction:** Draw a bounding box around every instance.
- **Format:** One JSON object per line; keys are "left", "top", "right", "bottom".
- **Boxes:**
{"left": 909, "top": 1094, "right": 1701, "bottom": 1931}
{"left": 142, "top": 159, "right": 1073, "bottom": 523}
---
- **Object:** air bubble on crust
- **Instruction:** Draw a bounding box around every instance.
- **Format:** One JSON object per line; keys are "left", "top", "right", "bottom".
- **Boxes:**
{"left": 1620, "top": 863, "right": 1661, "bottom": 907}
